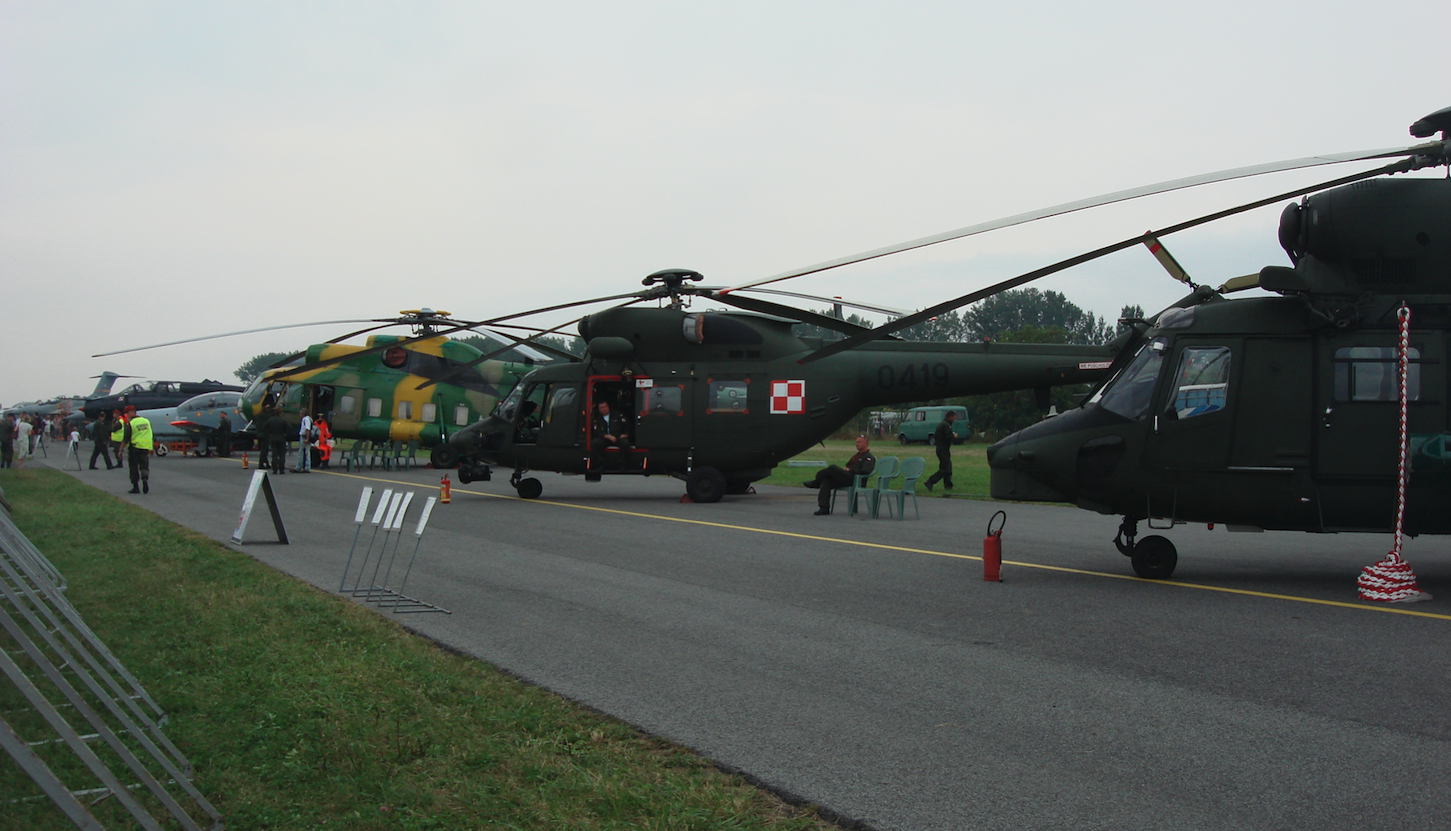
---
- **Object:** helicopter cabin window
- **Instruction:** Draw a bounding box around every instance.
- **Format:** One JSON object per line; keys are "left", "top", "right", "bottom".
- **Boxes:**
{"left": 454, "top": 403, "right": 470, "bottom": 426}
{"left": 367, "top": 397, "right": 382, "bottom": 418}
{"left": 1168, "top": 347, "right": 1231, "bottom": 419}
{"left": 707, "top": 380, "right": 749, "bottom": 413}
{"left": 1334, "top": 346, "right": 1421, "bottom": 402}
{"left": 420, "top": 403, "right": 437, "bottom": 423}
{"left": 637, "top": 384, "right": 684, "bottom": 416}
{"left": 397, "top": 401, "right": 413, "bottom": 420}
{"left": 339, "top": 395, "right": 357, "bottom": 415}
{"left": 1097, "top": 337, "right": 1167, "bottom": 421}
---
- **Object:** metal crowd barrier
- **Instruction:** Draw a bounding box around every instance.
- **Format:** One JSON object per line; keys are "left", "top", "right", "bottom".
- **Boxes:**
{"left": 0, "top": 509, "right": 223, "bottom": 829}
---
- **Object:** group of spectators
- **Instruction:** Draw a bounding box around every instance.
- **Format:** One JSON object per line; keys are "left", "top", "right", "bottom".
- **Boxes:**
{"left": 254, "top": 406, "right": 333, "bottom": 474}
{"left": 0, "top": 413, "right": 51, "bottom": 468}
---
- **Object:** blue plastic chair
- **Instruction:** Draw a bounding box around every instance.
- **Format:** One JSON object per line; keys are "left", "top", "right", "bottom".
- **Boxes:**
{"left": 868, "top": 456, "right": 900, "bottom": 518}
{"left": 878, "top": 456, "right": 926, "bottom": 520}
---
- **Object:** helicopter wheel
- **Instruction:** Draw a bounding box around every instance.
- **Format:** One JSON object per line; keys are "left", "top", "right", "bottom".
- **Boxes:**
{"left": 430, "top": 444, "right": 459, "bottom": 469}
{"left": 457, "top": 466, "right": 472, "bottom": 484}
{"left": 514, "top": 477, "right": 543, "bottom": 499}
{"left": 1130, "top": 535, "right": 1178, "bottom": 579}
{"left": 685, "top": 466, "right": 726, "bottom": 503}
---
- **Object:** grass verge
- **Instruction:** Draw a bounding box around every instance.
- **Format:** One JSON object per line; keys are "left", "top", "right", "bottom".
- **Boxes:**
{"left": 759, "top": 440, "right": 991, "bottom": 497}
{"left": 0, "top": 468, "right": 840, "bottom": 831}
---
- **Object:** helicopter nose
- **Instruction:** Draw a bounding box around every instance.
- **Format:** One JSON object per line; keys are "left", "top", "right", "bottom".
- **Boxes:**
{"left": 987, "top": 431, "right": 1071, "bottom": 503}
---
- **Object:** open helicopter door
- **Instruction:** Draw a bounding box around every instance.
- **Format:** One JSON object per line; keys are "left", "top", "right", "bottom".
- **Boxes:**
{"left": 584, "top": 376, "right": 648, "bottom": 470}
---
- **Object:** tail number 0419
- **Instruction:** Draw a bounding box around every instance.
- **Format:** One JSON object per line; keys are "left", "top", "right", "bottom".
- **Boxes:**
{"left": 878, "top": 363, "right": 949, "bottom": 389}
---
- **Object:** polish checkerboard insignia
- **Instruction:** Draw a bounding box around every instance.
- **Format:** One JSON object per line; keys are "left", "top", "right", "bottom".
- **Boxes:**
{"left": 770, "top": 380, "right": 805, "bottom": 414}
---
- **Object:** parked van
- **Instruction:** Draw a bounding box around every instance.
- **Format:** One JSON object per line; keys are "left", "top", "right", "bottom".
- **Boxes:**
{"left": 895, "top": 406, "right": 970, "bottom": 445}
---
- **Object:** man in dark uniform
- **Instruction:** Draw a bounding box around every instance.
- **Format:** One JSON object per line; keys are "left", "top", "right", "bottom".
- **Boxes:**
{"left": 803, "top": 435, "right": 877, "bottom": 515}
{"left": 215, "top": 412, "right": 232, "bottom": 458}
{"left": 264, "top": 408, "right": 290, "bottom": 474}
{"left": 0, "top": 415, "right": 13, "bottom": 469}
{"left": 591, "top": 400, "right": 632, "bottom": 468}
{"left": 924, "top": 410, "right": 958, "bottom": 491}
{"left": 89, "top": 413, "right": 116, "bottom": 469}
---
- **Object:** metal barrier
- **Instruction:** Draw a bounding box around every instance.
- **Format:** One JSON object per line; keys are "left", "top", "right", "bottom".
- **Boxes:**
{"left": 0, "top": 510, "right": 223, "bottom": 829}
{"left": 338, "top": 487, "right": 447, "bottom": 614}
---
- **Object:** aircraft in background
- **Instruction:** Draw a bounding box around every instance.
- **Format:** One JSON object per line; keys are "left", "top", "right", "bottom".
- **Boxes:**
{"left": 4, "top": 372, "right": 131, "bottom": 419}
{"left": 83, "top": 379, "right": 244, "bottom": 420}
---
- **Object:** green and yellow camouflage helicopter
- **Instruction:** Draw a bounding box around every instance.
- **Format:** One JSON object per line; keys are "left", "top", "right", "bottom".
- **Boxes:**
{"left": 99, "top": 309, "right": 559, "bottom": 468}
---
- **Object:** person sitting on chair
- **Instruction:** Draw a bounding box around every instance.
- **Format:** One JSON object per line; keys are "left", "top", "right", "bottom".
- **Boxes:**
{"left": 591, "top": 400, "right": 632, "bottom": 466}
{"left": 804, "top": 435, "right": 877, "bottom": 516}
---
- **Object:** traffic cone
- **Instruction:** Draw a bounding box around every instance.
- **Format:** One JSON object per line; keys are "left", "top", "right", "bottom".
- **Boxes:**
{"left": 242, "top": 452, "right": 249, "bottom": 470}
{"left": 440, "top": 474, "right": 451, "bottom": 504}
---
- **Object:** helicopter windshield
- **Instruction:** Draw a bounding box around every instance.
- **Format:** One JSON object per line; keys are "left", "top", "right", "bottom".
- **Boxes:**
{"left": 1095, "top": 338, "right": 1167, "bottom": 421}
{"left": 494, "top": 385, "right": 526, "bottom": 420}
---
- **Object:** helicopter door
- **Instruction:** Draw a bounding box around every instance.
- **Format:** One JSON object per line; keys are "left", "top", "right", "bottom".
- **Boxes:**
{"left": 332, "top": 387, "right": 366, "bottom": 432}
{"left": 632, "top": 377, "right": 691, "bottom": 464}
{"left": 1316, "top": 338, "right": 1438, "bottom": 477}
{"left": 535, "top": 384, "right": 582, "bottom": 448}
{"left": 305, "top": 385, "right": 335, "bottom": 420}
{"left": 1147, "top": 342, "right": 1236, "bottom": 472}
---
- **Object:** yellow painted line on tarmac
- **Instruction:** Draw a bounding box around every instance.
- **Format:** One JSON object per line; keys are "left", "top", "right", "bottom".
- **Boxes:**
{"left": 319, "top": 468, "right": 1451, "bottom": 622}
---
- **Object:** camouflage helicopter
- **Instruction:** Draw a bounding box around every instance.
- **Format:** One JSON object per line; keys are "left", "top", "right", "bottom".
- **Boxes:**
{"left": 98, "top": 309, "right": 561, "bottom": 467}
{"left": 926, "top": 105, "right": 1451, "bottom": 579}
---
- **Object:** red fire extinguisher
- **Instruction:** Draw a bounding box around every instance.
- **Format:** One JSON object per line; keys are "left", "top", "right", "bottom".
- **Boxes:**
{"left": 440, "top": 474, "right": 452, "bottom": 504}
{"left": 983, "top": 510, "right": 1006, "bottom": 582}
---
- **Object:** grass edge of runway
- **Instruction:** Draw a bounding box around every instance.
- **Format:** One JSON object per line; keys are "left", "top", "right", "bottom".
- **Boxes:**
{"left": 0, "top": 468, "right": 844, "bottom": 831}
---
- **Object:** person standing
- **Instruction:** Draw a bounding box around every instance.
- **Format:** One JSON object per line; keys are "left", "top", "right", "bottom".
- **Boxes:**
{"left": 924, "top": 410, "right": 958, "bottom": 491}
{"left": 803, "top": 435, "right": 877, "bottom": 516}
{"left": 109, "top": 410, "right": 126, "bottom": 471}
{"left": 123, "top": 405, "right": 154, "bottom": 494}
{"left": 265, "top": 408, "right": 290, "bottom": 474}
{"left": 293, "top": 408, "right": 312, "bottom": 473}
{"left": 0, "top": 415, "right": 14, "bottom": 469}
{"left": 90, "top": 413, "right": 116, "bottom": 470}
{"left": 215, "top": 411, "right": 232, "bottom": 458}
{"left": 14, "top": 417, "right": 32, "bottom": 466}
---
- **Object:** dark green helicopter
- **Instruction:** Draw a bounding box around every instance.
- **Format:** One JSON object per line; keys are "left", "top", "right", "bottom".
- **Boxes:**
{"left": 971, "top": 105, "right": 1451, "bottom": 579}
{"left": 436, "top": 269, "right": 1117, "bottom": 501}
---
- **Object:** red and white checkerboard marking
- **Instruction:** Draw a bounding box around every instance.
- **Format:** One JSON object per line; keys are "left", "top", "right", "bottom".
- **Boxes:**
{"left": 770, "top": 380, "right": 805, "bottom": 414}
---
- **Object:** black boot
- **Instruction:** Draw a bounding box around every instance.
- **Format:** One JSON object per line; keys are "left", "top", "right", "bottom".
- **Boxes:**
{"left": 142, "top": 480, "right": 149, "bottom": 494}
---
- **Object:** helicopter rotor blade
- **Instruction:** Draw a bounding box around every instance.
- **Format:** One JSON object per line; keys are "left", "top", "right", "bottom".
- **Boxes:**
{"left": 470, "top": 327, "right": 582, "bottom": 362}
{"left": 701, "top": 291, "right": 898, "bottom": 338}
{"left": 1218, "top": 273, "right": 1261, "bottom": 293}
{"left": 91, "top": 319, "right": 383, "bottom": 358}
{"left": 797, "top": 159, "right": 1412, "bottom": 365}
{"left": 262, "top": 292, "right": 648, "bottom": 383}
{"left": 413, "top": 298, "right": 653, "bottom": 390}
{"left": 1143, "top": 235, "right": 1195, "bottom": 288}
{"left": 726, "top": 287, "right": 910, "bottom": 317}
{"left": 721, "top": 145, "right": 1430, "bottom": 296}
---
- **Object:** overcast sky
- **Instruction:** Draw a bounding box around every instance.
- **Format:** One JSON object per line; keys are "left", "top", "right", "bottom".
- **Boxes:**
{"left": 3, "top": 1, "right": 1446, "bottom": 404}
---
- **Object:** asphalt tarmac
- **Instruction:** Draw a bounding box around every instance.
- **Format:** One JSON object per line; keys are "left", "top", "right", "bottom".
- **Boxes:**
{"left": 37, "top": 449, "right": 1451, "bottom": 831}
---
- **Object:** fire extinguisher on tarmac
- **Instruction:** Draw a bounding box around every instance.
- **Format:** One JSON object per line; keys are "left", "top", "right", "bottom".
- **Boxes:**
{"left": 440, "top": 474, "right": 452, "bottom": 504}
{"left": 983, "top": 510, "right": 1006, "bottom": 582}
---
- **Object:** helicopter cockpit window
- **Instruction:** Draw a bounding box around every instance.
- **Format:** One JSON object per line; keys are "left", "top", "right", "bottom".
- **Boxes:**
{"left": 1334, "top": 346, "right": 1422, "bottom": 402}
{"left": 1168, "top": 347, "right": 1230, "bottom": 419}
{"left": 637, "top": 383, "right": 684, "bottom": 416}
{"left": 1097, "top": 337, "right": 1167, "bottom": 421}
{"left": 494, "top": 386, "right": 524, "bottom": 420}
{"left": 707, "top": 380, "right": 749, "bottom": 413}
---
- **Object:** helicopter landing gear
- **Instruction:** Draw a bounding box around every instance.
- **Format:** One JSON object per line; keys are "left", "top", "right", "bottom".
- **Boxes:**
{"left": 685, "top": 466, "right": 726, "bottom": 503}
{"left": 429, "top": 444, "right": 459, "bottom": 469}
{"left": 510, "top": 470, "right": 543, "bottom": 499}
{"left": 1113, "top": 517, "right": 1178, "bottom": 579}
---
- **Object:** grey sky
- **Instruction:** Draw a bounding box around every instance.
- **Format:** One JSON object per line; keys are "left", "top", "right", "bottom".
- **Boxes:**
{"left": 2, "top": 0, "right": 1445, "bottom": 403}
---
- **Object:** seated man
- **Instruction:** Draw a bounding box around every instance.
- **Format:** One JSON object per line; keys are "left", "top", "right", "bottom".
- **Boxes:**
{"left": 804, "top": 435, "right": 877, "bottom": 516}
{"left": 591, "top": 400, "right": 632, "bottom": 466}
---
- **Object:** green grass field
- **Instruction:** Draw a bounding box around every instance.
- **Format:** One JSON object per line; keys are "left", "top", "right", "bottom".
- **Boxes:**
{"left": 0, "top": 468, "right": 838, "bottom": 831}
{"left": 759, "top": 439, "right": 992, "bottom": 497}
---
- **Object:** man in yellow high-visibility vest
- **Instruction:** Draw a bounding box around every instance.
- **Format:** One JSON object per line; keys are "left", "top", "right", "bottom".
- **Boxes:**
{"left": 122, "top": 405, "right": 154, "bottom": 494}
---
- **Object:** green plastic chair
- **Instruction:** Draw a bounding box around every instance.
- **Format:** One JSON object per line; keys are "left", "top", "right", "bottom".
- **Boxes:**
{"left": 369, "top": 441, "right": 391, "bottom": 470}
{"left": 830, "top": 469, "right": 875, "bottom": 516}
{"left": 867, "top": 456, "right": 901, "bottom": 518}
{"left": 344, "top": 441, "right": 366, "bottom": 472}
{"left": 878, "top": 456, "right": 926, "bottom": 520}
{"left": 399, "top": 439, "right": 420, "bottom": 470}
